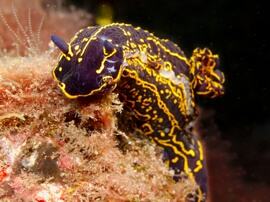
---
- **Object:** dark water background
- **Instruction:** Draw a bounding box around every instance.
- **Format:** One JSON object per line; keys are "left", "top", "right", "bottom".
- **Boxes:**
{"left": 66, "top": 0, "right": 270, "bottom": 200}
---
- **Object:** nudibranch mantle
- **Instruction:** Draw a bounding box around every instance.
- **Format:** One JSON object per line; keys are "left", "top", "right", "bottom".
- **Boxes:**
{"left": 51, "top": 23, "right": 225, "bottom": 202}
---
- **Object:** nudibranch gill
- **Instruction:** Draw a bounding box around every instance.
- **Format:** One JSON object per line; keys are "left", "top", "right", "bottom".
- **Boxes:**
{"left": 51, "top": 23, "right": 225, "bottom": 202}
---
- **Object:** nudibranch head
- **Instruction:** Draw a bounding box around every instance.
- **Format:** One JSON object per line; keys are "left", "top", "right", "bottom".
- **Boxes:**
{"left": 190, "top": 48, "right": 225, "bottom": 98}
{"left": 51, "top": 34, "right": 124, "bottom": 99}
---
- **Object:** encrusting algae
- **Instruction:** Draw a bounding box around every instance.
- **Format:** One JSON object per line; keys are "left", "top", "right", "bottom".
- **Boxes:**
{"left": 0, "top": 1, "right": 197, "bottom": 201}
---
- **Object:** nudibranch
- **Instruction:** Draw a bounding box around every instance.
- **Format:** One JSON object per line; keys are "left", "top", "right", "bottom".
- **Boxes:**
{"left": 51, "top": 23, "right": 225, "bottom": 202}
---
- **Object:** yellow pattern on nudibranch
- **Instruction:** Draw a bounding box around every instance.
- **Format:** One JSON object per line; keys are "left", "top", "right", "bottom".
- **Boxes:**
{"left": 194, "top": 160, "right": 203, "bottom": 173}
{"left": 78, "top": 58, "right": 83, "bottom": 63}
{"left": 96, "top": 48, "right": 117, "bottom": 74}
{"left": 146, "top": 36, "right": 190, "bottom": 65}
{"left": 172, "top": 156, "right": 179, "bottom": 163}
{"left": 74, "top": 45, "right": 80, "bottom": 50}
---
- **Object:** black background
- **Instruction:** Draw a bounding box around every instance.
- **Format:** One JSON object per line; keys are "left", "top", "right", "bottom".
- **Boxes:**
{"left": 67, "top": 0, "right": 270, "bottom": 185}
